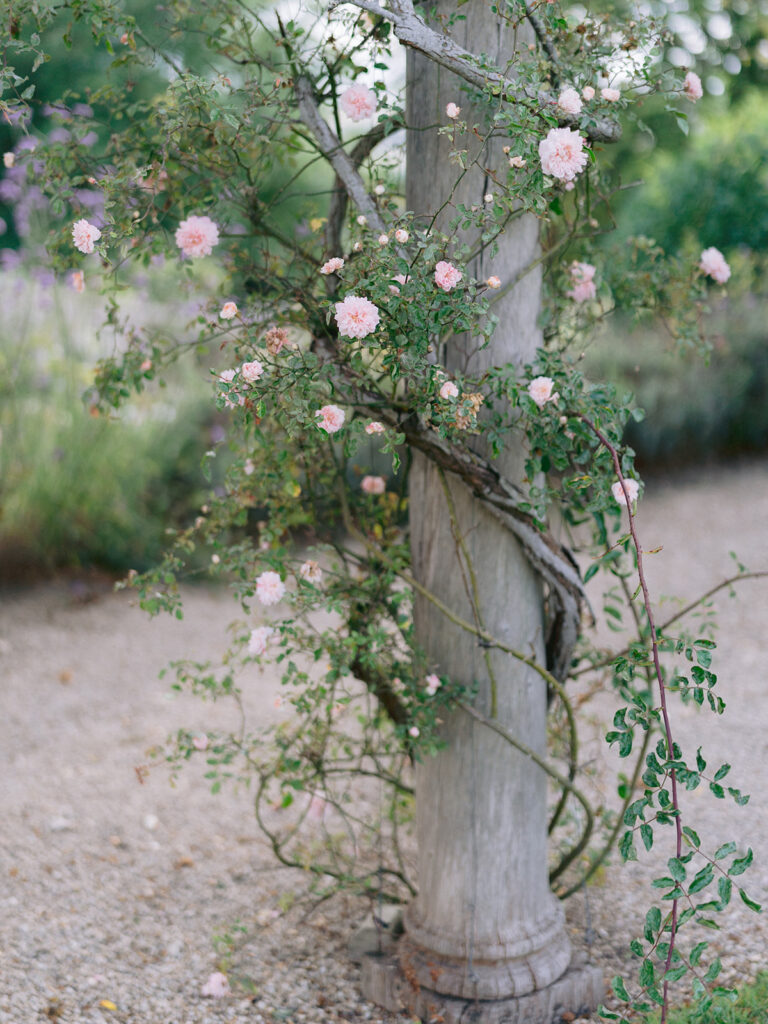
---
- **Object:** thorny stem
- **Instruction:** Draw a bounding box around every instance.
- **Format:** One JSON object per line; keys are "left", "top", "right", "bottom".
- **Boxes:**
{"left": 579, "top": 414, "right": 681, "bottom": 1024}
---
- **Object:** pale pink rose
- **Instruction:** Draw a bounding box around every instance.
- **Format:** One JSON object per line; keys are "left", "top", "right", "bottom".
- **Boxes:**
{"left": 389, "top": 273, "right": 409, "bottom": 296}
{"left": 265, "top": 326, "right": 290, "bottom": 355}
{"left": 683, "top": 71, "right": 703, "bottom": 102}
{"left": 395, "top": 228, "right": 409, "bottom": 243}
{"left": 361, "top": 475, "right": 386, "bottom": 495}
{"left": 256, "top": 571, "right": 285, "bottom": 606}
{"left": 175, "top": 214, "right": 219, "bottom": 258}
{"left": 356, "top": 215, "right": 367, "bottom": 226}
{"left": 611, "top": 478, "right": 640, "bottom": 506}
{"left": 582, "top": 85, "right": 595, "bottom": 100}
{"left": 408, "top": 726, "right": 420, "bottom": 738}
{"left": 319, "top": 257, "right": 344, "bottom": 275}
{"left": 3, "top": 152, "right": 15, "bottom": 169}
{"left": 509, "top": 155, "right": 526, "bottom": 168}
{"left": 425, "top": 673, "right": 441, "bottom": 696}
{"left": 557, "top": 88, "right": 582, "bottom": 115}
{"left": 353, "top": 241, "right": 363, "bottom": 252}
{"left": 211, "top": 554, "right": 221, "bottom": 565}
{"left": 564, "top": 182, "right": 575, "bottom": 192}
{"left": 201, "top": 972, "right": 230, "bottom": 998}
{"left": 440, "top": 380, "right": 459, "bottom": 400}
{"left": 365, "top": 421, "right": 385, "bottom": 435}
{"left": 699, "top": 246, "right": 730, "bottom": 284}
{"left": 484, "top": 193, "right": 494, "bottom": 203}
{"left": 377, "top": 234, "right": 389, "bottom": 246}
{"left": 140, "top": 358, "right": 153, "bottom": 372}
{"left": 538, "top": 127, "right": 588, "bottom": 181}
{"left": 486, "top": 276, "right": 501, "bottom": 289}
{"left": 241, "top": 360, "right": 264, "bottom": 383}
{"left": 299, "top": 560, "right": 322, "bottom": 582}
{"left": 218, "top": 368, "right": 243, "bottom": 407}
{"left": 374, "top": 183, "right": 386, "bottom": 195}
{"left": 192, "top": 734, "right": 209, "bottom": 751}
{"left": 72, "top": 218, "right": 102, "bottom": 254}
{"left": 316, "top": 404, "right": 346, "bottom": 433}
{"left": 334, "top": 295, "right": 380, "bottom": 339}
{"left": 445, "top": 102, "right": 461, "bottom": 119}
{"left": 527, "top": 376, "right": 558, "bottom": 408}
{"left": 567, "top": 261, "right": 597, "bottom": 302}
{"left": 340, "top": 83, "right": 377, "bottom": 122}
{"left": 244, "top": 458, "right": 255, "bottom": 475}
{"left": 220, "top": 368, "right": 236, "bottom": 383}
{"left": 220, "top": 301, "right": 238, "bottom": 320}
{"left": 69, "top": 270, "right": 85, "bottom": 293}
{"left": 434, "top": 260, "right": 462, "bottom": 291}
{"left": 601, "top": 87, "right": 620, "bottom": 102}
{"left": 248, "top": 625, "right": 274, "bottom": 656}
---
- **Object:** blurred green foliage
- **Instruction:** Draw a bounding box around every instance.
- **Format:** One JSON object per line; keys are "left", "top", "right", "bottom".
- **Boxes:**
{"left": 645, "top": 971, "right": 768, "bottom": 1024}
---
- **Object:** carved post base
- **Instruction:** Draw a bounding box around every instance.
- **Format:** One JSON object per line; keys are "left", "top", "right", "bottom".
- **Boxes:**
{"left": 360, "top": 947, "right": 604, "bottom": 1024}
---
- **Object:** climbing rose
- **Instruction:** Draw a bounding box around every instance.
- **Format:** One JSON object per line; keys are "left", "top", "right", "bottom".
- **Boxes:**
{"left": 378, "top": 233, "right": 389, "bottom": 246}
{"left": 365, "top": 421, "right": 385, "bottom": 435}
{"left": 299, "top": 560, "right": 322, "bottom": 582}
{"left": 538, "top": 127, "right": 588, "bottom": 181}
{"left": 175, "top": 214, "right": 219, "bottom": 258}
{"left": 684, "top": 71, "right": 703, "bottom": 102}
{"left": 248, "top": 625, "right": 274, "bottom": 656}
{"left": 71, "top": 219, "right": 101, "bottom": 254}
{"left": 220, "top": 301, "right": 238, "bottom": 319}
{"left": 612, "top": 478, "right": 640, "bottom": 506}
{"left": 340, "top": 83, "right": 377, "bottom": 122}
{"left": 316, "top": 404, "right": 346, "bottom": 433}
{"left": 319, "top": 257, "right": 344, "bottom": 275}
{"left": 201, "top": 973, "right": 231, "bottom": 998}
{"left": 374, "top": 183, "right": 386, "bottom": 195}
{"left": 389, "top": 273, "right": 408, "bottom": 295}
{"left": 256, "top": 571, "right": 285, "bottom": 606}
{"left": 445, "top": 102, "right": 461, "bottom": 118}
{"left": 361, "top": 475, "right": 386, "bottom": 495}
{"left": 69, "top": 270, "right": 85, "bottom": 293}
{"left": 3, "top": 152, "right": 15, "bottom": 168}
{"left": 557, "top": 88, "right": 582, "bottom": 114}
{"left": 265, "top": 326, "right": 290, "bottom": 354}
{"left": 509, "top": 155, "right": 526, "bottom": 168}
{"left": 434, "top": 260, "right": 462, "bottom": 291}
{"left": 527, "top": 376, "right": 558, "bottom": 408}
{"left": 601, "top": 87, "right": 620, "bottom": 102}
{"left": 334, "top": 295, "right": 380, "bottom": 339}
{"left": 440, "top": 380, "right": 459, "bottom": 400}
{"left": 486, "top": 276, "right": 501, "bottom": 289}
{"left": 567, "top": 261, "right": 597, "bottom": 303}
{"left": 582, "top": 85, "right": 595, "bottom": 100}
{"left": 241, "top": 360, "right": 264, "bottom": 383}
{"left": 699, "top": 246, "right": 731, "bottom": 284}
{"left": 192, "top": 734, "right": 209, "bottom": 751}
{"left": 409, "top": 726, "right": 420, "bottom": 738}
{"left": 425, "top": 674, "right": 441, "bottom": 696}
{"left": 395, "top": 228, "right": 409, "bottom": 243}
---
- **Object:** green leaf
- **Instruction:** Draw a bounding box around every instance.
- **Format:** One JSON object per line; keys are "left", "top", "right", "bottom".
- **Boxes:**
{"left": 668, "top": 857, "right": 686, "bottom": 882}
{"left": 639, "top": 959, "right": 655, "bottom": 987}
{"left": 640, "top": 823, "right": 653, "bottom": 851}
{"left": 714, "top": 841, "right": 736, "bottom": 861}
{"left": 713, "top": 763, "right": 731, "bottom": 781}
{"left": 689, "top": 941, "right": 708, "bottom": 966}
{"left": 729, "top": 848, "right": 753, "bottom": 876}
{"left": 644, "top": 906, "right": 661, "bottom": 942}
{"left": 717, "top": 877, "right": 731, "bottom": 908}
{"left": 689, "top": 863, "right": 714, "bottom": 894}
{"left": 738, "top": 888, "right": 762, "bottom": 912}
{"left": 682, "top": 825, "right": 700, "bottom": 848}
{"left": 611, "top": 976, "right": 630, "bottom": 1002}
{"left": 704, "top": 958, "right": 722, "bottom": 982}
{"left": 664, "top": 965, "right": 687, "bottom": 983}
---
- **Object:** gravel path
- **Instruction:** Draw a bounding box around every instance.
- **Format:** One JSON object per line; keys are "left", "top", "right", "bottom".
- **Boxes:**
{"left": 1, "top": 460, "right": 767, "bottom": 1022}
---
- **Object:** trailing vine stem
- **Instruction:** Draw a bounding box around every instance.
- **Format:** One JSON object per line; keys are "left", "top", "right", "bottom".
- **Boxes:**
{"left": 578, "top": 413, "right": 681, "bottom": 1024}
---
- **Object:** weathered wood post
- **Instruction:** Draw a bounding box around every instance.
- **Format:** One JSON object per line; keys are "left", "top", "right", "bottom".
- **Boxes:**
{"left": 364, "top": 3, "right": 603, "bottom": 1021}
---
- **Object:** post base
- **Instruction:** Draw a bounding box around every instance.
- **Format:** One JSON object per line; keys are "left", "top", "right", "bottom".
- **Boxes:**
{"left": 360, "top": 948, "right": 604, "bottom": 1023}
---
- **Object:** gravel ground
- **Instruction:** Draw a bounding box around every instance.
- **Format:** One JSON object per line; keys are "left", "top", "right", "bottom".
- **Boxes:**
{"left": 1, "top": 459, "right": 767, "bottom": 1023}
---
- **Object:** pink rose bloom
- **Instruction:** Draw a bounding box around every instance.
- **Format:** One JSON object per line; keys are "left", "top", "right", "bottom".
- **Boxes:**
{"left": 699, "top": 246, "right": 730, "bottom": 284}
{"left": 582, "top": 85, "right": 595, "bottom": 100}
{"left": 377, "top": 233, "right": 389, "bottom": 246}
{"left": 241, "top": 360, "right": 264, "bottom": 383}
{"left": 265, "top": 326, "right": 290, "bottom": 354}
{"left": 69, "top": 270, "right": 85, "bottom": 293}
{"left": 389, "top": 273, "right": 409, "bottom": 296}
{"left": 248, "top": 625, "right": 274, "bottom": 656}
{"left": 439, "top": 380, "right": 459, "bottom": 400}
{"left": 683, "top": 71, "right": 703, "bottom": 102}
{"left": 340, "top": 83, "right": 377, "bottom": 122}
{"left": 567, "top": 261, "right": 597, "bottom": 302}
{"left": 192, "top": 733, "right": 209, "bottom": 751}
{"left": 334, "top": 295, "right": 380, "bottom": 339}
{"left": 365, "top": 421, "right": 385, "bottom": 435}
{"left": 434, "top": 260, "right": 462, "bottom": 291}
{"left": 425, "top": 673, "right": 441, "bottom": 696}
{"left": 201, "top": 972, "right": 230, "bottom": 998}
{"left": 316, "top": 404, "right": 346, "bottom": 433}
{"left": 557, "top": 88, "right": 582, "bottom": 115}
{"left": 140, "top": 358, "right": 153, "bottom": 372}
{"left": 527, "top": 376, "right": 558, "bottom": 408}
{"left": 539, "top": 127, "right": 588, "bottom": 181}
{"left": 319, "top": 257, "right": 344, "bottom": 275}
{"left": 601, "top": 87, "right": 620, "bottom": 102}
{"left": 395, "top": 228, "right": 409, "bottom": 243}
{"left": 244, "top": 458, "right": 255, "bottom": 475}
{"left": 256, "top": 571, "right": 285, "bottom": 606}
{"left": 361, "top": 475, "right": 386, "bottom": 495}
{"left": 220, "top": 301, "right": 238, "bottom": 320}
{"left": 611, "top": 478, "right": 640, "bottom": 506}
{"left": 445, "top": 102, "right": 461, "bottom": 119}
{"left": 509, "top": 155, "right": 526, "bottom": 168}
{"left": 408, "top": 726, "right": 420, "bottom": 738}
{"left": 486, "top": 275, "right": 501, "bottom": 289}
{"left": 299, "top": 560, "right": 322, "bottom": 582}
{"left": 72, "top": 218, "right": 102, "bottom": 254}
{"left": 175, "top": 214, "right": 219, "bottom": 258}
